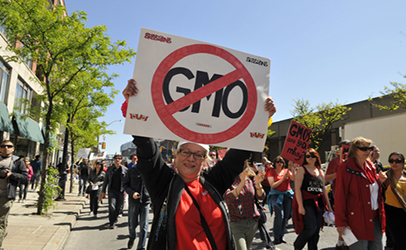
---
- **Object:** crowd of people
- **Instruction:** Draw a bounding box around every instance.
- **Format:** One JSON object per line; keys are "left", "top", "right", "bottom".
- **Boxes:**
{"left": 0, "top": 78, "right": 405, "bottom": 250}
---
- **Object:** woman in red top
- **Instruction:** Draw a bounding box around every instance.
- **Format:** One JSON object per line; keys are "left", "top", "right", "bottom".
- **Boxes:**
{"left": 335, "top": 137, "right": 385, "bottom": 250}
{"left": 267, "top": 156, "right": 294, "bottom": 244}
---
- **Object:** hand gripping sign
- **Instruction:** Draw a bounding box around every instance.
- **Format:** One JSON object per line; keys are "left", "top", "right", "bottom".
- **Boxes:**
{"left": 281, "top": 120, "right": 313, "bottom": 165}
{"left": 124, "top": 28, "right": 271, "bottom": 152}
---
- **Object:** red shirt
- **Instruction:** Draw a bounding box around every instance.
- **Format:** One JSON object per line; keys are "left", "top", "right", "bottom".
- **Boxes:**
{"left": 325, "top": 157, "right": 340, "bottom": 189}
{"left": 175, "top": 179, "right": 227, "bottom": 250}
{"left": 266, "top": 168, "right": 291, "bottom": 192}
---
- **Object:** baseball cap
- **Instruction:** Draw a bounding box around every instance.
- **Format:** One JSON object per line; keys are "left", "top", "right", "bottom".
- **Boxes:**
{"left": 133, "top": 155, "right": 137, "bottom": 159}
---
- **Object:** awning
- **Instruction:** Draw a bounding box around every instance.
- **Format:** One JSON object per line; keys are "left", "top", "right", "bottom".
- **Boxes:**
{"left": 13, "top": 111, "right": 44, "bottom": 143}
{"left": 0, "top": 102, "right": 14, "bottom": 134}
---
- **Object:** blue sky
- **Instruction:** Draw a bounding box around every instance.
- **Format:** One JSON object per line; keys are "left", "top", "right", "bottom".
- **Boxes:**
{"left": 67, "top": 0, "right": 406, "bottom": 155}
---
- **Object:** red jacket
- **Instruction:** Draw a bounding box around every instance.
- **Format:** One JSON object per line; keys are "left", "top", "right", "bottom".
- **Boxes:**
{"left": 334, "top": 157, "right": 385, "bottom": 241}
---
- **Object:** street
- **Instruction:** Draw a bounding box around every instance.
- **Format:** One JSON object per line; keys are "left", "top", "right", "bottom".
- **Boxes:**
{"left": 63, "top": 197, "right": 348, "bottom": 250}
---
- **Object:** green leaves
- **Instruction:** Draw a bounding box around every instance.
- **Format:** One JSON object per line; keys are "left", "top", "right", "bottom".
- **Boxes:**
{"left": 291, "top": 99, "right": 351, "bottom": 150}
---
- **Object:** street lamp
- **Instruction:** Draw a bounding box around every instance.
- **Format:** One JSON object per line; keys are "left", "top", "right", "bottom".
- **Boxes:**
{"left": 103, "top": 120, "right": 122, "bottom": 141}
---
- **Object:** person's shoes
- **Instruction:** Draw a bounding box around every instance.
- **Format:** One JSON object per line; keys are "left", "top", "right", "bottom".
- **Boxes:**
{"left": 127, "top": 238, "right": 134, "bottom": 249}
{"left": 93, "top": 213, "right": 97, "bottom": 218}
{"left": 17, "top": 199, "right": 21, "bottom": 203}
{"left": 22, "top": 199, "right": 25, "bottom": 204}
{"left": 82, "top": 193, "right": 85, "bottom": 196}
{"left": 78, "top": 193, "right": 81, "bottom": 196}
{"left": 118, "top": 214, "right": 122, "bottom": 218}
{"left": 89, "top": 212, "right": 93, "bottom": 216}
{"left": 335, "top": 245, "right": 349, "bottom": 250}
{"left": 281, "top": 237, "right": 287, "bottom": 243}
{"left": 263, "top": 207, "right": 267, "bottom": 211}
{"left": 104, "top": 224, "right": 115, "bottom": 229}
{"left": 273, "top": 238, "right": 282, "bottom": 245}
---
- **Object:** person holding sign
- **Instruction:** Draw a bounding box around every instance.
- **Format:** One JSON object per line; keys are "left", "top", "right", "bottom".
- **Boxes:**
{"left": 122, "top": 79, "right": 276, "bottom": 250}
{"left": 293, "top": 148, "right": 332, "bottom": 250}
{"left": 335, "top": 137, "right": 386, "bottom": 250}
{"left": 266, "top": 156, "right": 294, "bottom": 245}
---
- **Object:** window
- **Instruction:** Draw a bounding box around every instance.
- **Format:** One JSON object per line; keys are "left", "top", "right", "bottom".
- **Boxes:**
{"left": 14, "top": 78, "right": 32, "bottom": 115}
{"left": 0, "top": 59, "right": 10, "bottom": 104}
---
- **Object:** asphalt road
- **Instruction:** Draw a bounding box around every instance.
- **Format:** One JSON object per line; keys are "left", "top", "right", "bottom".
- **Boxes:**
{"left": 63, "top": 197, "right": 386, "bottom": 250}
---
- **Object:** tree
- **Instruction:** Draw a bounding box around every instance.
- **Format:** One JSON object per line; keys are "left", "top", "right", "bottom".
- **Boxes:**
{"left": 370, "top": 81, "right": 406, "bottom": 111}
{"left": 0, "top": 0, "right": 136, "bottom": 214}
{"left": 291, "top": 99, "right": 351, "bottom": 151}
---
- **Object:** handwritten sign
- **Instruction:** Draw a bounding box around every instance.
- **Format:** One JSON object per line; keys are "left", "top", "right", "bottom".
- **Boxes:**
{"left": 123, "top": 28, "right": 271, "bottom": 152}
{"left": 341, "top": 144, "right": 350, "bottom": 162}
{"left": 281, "top": 120, "right": 312, "bottom": 164}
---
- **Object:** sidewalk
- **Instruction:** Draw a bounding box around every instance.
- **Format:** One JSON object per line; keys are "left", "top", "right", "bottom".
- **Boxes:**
{"left": 2, "top": 180, "right": 86, "bottom": 250}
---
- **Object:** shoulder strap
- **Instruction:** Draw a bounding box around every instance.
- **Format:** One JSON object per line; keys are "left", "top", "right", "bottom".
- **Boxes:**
{"left": 184, "top": 183, "right": 218, "bottom": 250}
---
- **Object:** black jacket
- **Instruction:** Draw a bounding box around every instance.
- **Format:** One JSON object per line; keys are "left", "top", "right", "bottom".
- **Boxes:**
{"left": 6, "top": 155, "right": 28, "bottom": 199}
{"left": 101, "top": 165, "right": 128, "bottom": 193}
{"left": 88, "top": 169, "right": 105, "bottom": 187}
{"left": 133, "top": 136, "right": 251, "bottom": 250}
{"left": 123, "top": 167, "right": 151, "bottom": 204}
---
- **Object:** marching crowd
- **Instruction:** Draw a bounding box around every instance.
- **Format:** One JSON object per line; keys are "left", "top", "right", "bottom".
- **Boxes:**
{"left": 0, "top": 78, "right": 404, "bottom": 250}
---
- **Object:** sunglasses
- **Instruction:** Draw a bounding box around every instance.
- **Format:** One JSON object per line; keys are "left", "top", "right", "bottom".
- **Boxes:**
{"left": 114, "top": 158, "right": 122, "bottom": 160}
{"left": 275, "top": 160, "right": 283, "bottom": 163}
{"left": 357, "top": 146, "right": 374, "bottom": 151}
{"left": 0, "top": 145, "right": 13, "bottom": 148}
{"left": 389, "top": 158, "right": 403, "bottom": 164}
{"left": 305, "top": 155, "right": 317, "bottom": 159}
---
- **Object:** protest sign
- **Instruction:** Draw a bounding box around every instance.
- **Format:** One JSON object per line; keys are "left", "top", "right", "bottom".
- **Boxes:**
{"left": 281, "top": 120, "right": 312, "bottom": 164}
{"left": 76, "top": 148, "right": 90, "bottom": 159}
{"left": 123, "top": 28, "right": 271, "bottom": 152}
{"left": 89, "top": 151, "right": 107, "bottom": 161}
{"left": 341, "top": 144, "right": 350, "bottom": 162}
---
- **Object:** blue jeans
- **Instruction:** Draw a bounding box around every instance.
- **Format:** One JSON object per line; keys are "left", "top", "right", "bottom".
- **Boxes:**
{"left": 270, "top": 194, "right": 292, "bottom": 240}
{"left": 294, "top": 202, "right": 323, "bottom": 250}
{"left": 78, "top": 175, "right": 88, "bottom": 195}
{"left": 128, "top": 202, "right": 150, "bottom": 250}
{"left": 349, "top": 217, "right": 382, "bottom": 250}
{"left": 108, "top": 189, "right": 124, "bottom": 226}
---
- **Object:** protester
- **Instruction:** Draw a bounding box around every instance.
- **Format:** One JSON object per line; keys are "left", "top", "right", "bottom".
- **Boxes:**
{"left": 30, "top": 155, "right": 42, "bottom": 191}
{"left": 381, "top": 152, "right": 406, "bottom": 250}
{"left": 293, "top": 148, "right": 332, "bottom": 250}
{"left": 121, "top": 79, "right": 276, "bottom": 250}
{"left": 371, "top": 146, "right": 384, "bottom": 173}
{"left": 77, "top": 158, "right": 90, "bottom": 196}
{"left": 260, "top": 158, "right": 272, "bottom": 208}
{"left": 99, "top": 154, "right": 128, "bottom": 229}
{"left": 0, "top": 140, "right": 28, "bottom": 248}
{"left": 335, "top": 137, "right": 385, "bottom": 250}
{"left": 128, "top": 155, "right": 138, "bottom": 169}
{"left": 18, "top": 157, "right": 33, "bottom": 203}
{"left": 123, "top": 160, "right": 151, "bottom": 250}
{"left": 224, "top": 161, "right": 265, "bottom": 250}
{"left": 267, "top": 156, "right": 294, "bottom": 245}
{"left": 324, "top": 140, "right": 350, "bottom": 250}
{"left": 88, "top": 162, "right": 105, "bottom": 218}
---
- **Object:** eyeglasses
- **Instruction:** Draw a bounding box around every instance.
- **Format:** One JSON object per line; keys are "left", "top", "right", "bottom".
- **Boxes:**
{"left": 275, "top": 161, "right": 283, "bottom": 163}
{"left": 0, "top": 145, "right": 13, "bottom": 149}
{"left": 357, "top": 146, "right": 374, "bottom": 151}
{"left": 389, "top": 158, "right": 403, "bottom": 164}
{"left": 114, "top": 158, "right": 122, "bottom": 160}
{"left": 305, "top": 155, "right": 317, "bottom": 159}
{"left": 178, "top": 149, "right": 206, "bottom": 160}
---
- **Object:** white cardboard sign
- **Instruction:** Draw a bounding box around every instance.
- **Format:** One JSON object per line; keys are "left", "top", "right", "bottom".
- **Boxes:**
{"left": 76, "top": 148, "right": 90, "bottom": 159}
{"left": 124, "top": 28, "right": 271, "bottom": 152}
